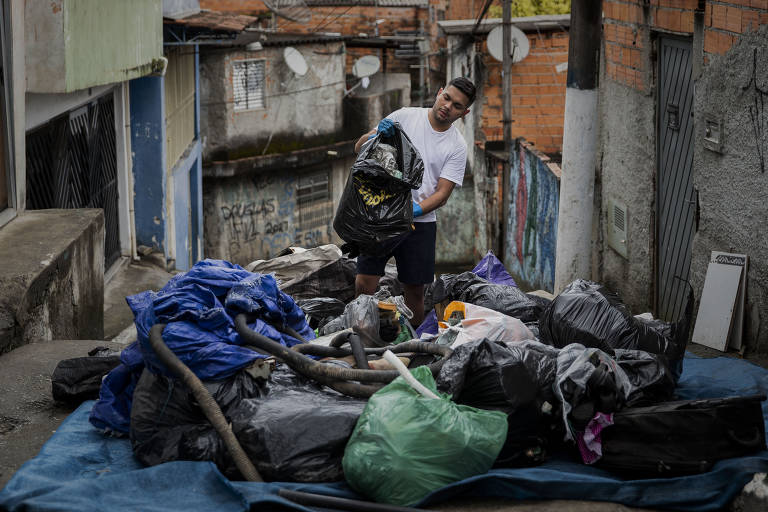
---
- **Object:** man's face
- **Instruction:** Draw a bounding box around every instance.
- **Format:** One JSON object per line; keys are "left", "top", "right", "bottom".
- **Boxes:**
{"left": 431, "top": 85, "right": 471, "bottom": 125}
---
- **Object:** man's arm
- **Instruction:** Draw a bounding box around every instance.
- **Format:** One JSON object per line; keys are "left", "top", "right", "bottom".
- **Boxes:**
{"left": 354, "top": 128, "right": 377, "bottom": 153}
{"left": 416, "top": 178, "right": 456, "bottom": 215}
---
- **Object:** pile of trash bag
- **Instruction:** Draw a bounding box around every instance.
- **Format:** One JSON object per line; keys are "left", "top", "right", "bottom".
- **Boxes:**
{"left": 72, "top": 246, "right": 765, "bottom": 509}
{"left": 425, "top": 271, "right": 544, "bottom": 324}
{"left": 333, "top": 121, "right": 424, "bottom": 255}
{"left": 539, "top": 279, "right": 692, "bottom": 380}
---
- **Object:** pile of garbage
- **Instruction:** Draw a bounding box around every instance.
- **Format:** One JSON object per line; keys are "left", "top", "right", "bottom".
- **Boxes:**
{"left": 51, "top": 246, "right": 766, "bottom": 508}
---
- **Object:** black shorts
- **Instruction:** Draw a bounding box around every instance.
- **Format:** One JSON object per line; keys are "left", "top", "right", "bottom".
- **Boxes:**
{"left": 356, "top": 222, "right": 436, "bottom": 285}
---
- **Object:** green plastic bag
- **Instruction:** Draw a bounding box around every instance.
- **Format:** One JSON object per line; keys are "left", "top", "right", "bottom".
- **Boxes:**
{"left": 342, "top": 365, "right": 508, "bottom": 506}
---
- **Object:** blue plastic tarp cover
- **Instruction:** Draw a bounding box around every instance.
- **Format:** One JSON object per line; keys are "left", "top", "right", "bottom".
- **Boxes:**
{"left": 89, "top": 259, "right": 315, "bottom": 434}
{"left": 3, "top": 353, "right": 767, "bottom": 512}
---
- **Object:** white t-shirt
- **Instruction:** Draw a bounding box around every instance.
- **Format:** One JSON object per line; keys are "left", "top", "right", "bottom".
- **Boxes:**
{"left": 383, "top": 107, "right": 468, "bottom": 223}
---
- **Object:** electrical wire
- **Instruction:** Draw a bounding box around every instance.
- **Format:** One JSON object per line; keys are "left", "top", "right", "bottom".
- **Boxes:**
{"left": 313, "top": 5, "right": 356, "bottom": 34}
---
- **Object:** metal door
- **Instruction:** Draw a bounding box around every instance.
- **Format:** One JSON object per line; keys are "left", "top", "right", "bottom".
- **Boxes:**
{"left": 656, "top": 37, "right": 694, "bottom": 321}
{"left": 26, "top": 92, "right": 121, "bottom": 268}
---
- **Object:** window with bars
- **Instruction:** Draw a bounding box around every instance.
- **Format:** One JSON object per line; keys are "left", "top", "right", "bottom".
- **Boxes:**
{"left": 232, "top": 59, "right": 265, "bottom": 112}
{"left": 296, "top": 171, "right": 332, "bottom": 231}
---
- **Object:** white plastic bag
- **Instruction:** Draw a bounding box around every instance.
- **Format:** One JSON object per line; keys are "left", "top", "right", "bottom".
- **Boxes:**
{"left": 437, "top": 301, "right": 535, "bottom": 349}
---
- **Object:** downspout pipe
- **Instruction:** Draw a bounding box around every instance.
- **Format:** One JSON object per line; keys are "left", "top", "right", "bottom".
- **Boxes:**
{"left": 554, "top": 0, "right": 603, "bottom": 293}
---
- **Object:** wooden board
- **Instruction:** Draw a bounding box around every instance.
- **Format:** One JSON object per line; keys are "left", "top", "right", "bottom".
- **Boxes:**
{"left": 691, "top": 262, "right": 743, "bottom": 351}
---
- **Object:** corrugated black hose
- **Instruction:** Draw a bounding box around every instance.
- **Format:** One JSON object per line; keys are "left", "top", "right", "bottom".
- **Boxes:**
{"left": 234, "top": 313, "right": 452, "bottom": 397}
{"left": 148, "top": 323, "right": 263, "bottom": 482}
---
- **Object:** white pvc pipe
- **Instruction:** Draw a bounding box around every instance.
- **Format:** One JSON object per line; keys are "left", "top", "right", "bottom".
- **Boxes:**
{"left": 554, "top": 87, "right": 600, "bottom": 293}
{"left": 382, "top": 350, "right": 439, "bottom": 400}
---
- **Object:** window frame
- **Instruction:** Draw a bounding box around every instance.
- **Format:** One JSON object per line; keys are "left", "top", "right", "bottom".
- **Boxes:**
{"left": 232, "top": 58, "right": 266, "bottom": 113}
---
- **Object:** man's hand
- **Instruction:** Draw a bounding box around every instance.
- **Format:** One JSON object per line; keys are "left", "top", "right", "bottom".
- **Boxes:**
{"left": 413, "top": 202, "right": 423, "bottom": 218}
{"left": 377, "top": 118, "right": 395, "bottom": 138}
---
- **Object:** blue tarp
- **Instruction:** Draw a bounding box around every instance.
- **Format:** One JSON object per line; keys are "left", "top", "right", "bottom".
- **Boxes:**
{"left": 3, "top": 353, "right": 767, "bottom": 512}
{"left": 89, "top": 259, "right": 315, "bottom": 434}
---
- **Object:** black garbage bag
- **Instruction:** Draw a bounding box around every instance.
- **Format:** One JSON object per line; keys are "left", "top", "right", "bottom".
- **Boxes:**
{"left": 539, "top": 279, "right": 691, "bottom": 380}
{"left": 130, "top": 365, "right": 366, "bottom": 482}
{"left": 297, "top": 297, "right": 346, "bottom": 330}
{"left": 333, "top": 122, "right": 424, "bottom": 255}
{"left": 425, "top": 271, "right": 543, "bottom": 323}
{"left": 615, "top": 349, "right": 676, "bottom": 407}
{"left": 437, "top": 339, "right": 562, "bottom": 467}
{"left": 554, "top": 344, "right": 675, "bottom": 442}
{"left": 230, "top": 367, "right": 366, "bottom": 482}
{"left": 130, "top": 367, "right": 267, "bottom": 478}
{"left": 51, "top": 348, "right": 122, "bottom": 404}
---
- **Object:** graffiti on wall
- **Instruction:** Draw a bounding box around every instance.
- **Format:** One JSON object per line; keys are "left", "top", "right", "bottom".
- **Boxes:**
{"left": 742, "top": 47, "right": 767, "bottom": 173}
{"left": 207, "top": 172, "right": 333, "bottom": 264}
{"left": 505, "top": 143, "right": 560, "bottom": 292}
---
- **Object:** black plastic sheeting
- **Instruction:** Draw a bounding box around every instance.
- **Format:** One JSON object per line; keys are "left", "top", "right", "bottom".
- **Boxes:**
{"left": 539, "top": 279, "right": 692, "bottom": 379}
{"left": 230, "top": 368, "right": 366, "bottom": 482}
{"left": 333, "top": 123, "right": 424, "bottom": 256}
{"left": 130, "top": 366, "right": 365, "bottom": 482}
{"left": 281, "top": 257, "right": 358, "bottom": 304}
{"left": 425, "top": 272, "right": 543, "bottom": 323}
{"left": 296, "top": 297, "right": 346, "bottom": 330}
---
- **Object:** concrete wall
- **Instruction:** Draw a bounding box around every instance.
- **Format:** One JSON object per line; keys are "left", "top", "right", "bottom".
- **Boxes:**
{"left": 0, "top": 210, "right": 104, "bottom": 353}
{"left": 598, "top": 1, "right": 768, "bottom": 352}
{"left": 26, "top": 0, "right": 163, "bottom": 93}
{"left": 344, "top": 73, "right": 411, "bottom": 138}
{"left": 435, "top": 173, "right": 477, "bottom": 270}
{"left": 200, "top": 43, "right": 346, "bottom": 162}
{"left": 505, "top": 140, "right": 561, "bottom": 292}
{"left": 203, "top": 156, "right": 353, "bottom": 265}
{"left": 691, "top": 25, "right": 768, "bottom": 353}
{"left": 597, "top": 75, "right": 656, "bottom": 311}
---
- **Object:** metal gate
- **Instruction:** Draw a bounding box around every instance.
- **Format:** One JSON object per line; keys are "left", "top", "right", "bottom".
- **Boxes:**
{"left": 656, "top": 37, "right": 694, "bottom": 321}
{"left": 26, "top": 92, "right": 121, "bottom": 268}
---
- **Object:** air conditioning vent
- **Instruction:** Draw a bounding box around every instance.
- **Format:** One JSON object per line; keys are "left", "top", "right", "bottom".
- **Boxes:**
{"left": 607, "top": 199, "right": 628, "bottom": 259}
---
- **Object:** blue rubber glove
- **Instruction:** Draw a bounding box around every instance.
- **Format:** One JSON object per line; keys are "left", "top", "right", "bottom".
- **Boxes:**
{"left": 413, "top": 202, "right": 423, "bottom": 218}
{"left": 377, "top": 118, "right": 395, "bottom": 138}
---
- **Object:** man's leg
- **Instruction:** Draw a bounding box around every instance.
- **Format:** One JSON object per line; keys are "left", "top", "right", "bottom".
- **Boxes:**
{"left": 355, "top": 273, "right": 381, "bottom": 297}
{"left": 403, "top": 283, "right": 426, "bottom": 328}
{"left": 392, "top": 222, "right": 436, "bottom": 329}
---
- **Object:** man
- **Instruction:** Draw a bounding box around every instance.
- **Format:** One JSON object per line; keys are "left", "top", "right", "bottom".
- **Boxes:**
{"left": 353, "top": 77, "right": 476, "bottom": 327}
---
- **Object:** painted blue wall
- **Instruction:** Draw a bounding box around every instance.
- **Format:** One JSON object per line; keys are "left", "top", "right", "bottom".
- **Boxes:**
{"left": 130, "top": 46, "right": 202, "bottom": 271}
{"left": 130, "top": 76, "right": 167, "bottom": 253}
{"left": 505, "top": 140, "right": 560, "bottom": 292}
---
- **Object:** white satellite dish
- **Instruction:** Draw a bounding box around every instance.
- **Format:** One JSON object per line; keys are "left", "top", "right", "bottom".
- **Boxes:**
{"left": 352, "top": 55, "right": 381, "bottom": 79}
{"left": 283, "top": 47, "right": 308, "bottom": 76}
{"left": 487, "top": 24, "right": 530, "bottom": 63}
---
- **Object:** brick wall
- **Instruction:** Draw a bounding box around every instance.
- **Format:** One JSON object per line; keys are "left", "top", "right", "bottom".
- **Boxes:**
{"left": 445, "top": 0, "right": 488, "bottom": 21}
{"left": 603, "top": 0, "right": 768, "bottom": 91}
{"left": 703, "top": 1, "right": 768, "bottom": 57}
{"left": 603, "top": 1, "right": 651, "bottom": 92}
{"left": 480, "top": 30, "right": 569, "bottom": 156}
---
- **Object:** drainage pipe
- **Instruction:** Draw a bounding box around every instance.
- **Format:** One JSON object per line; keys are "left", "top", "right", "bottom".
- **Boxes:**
{"left": 148, "top": 323, "right": 262, "bottom": 482}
